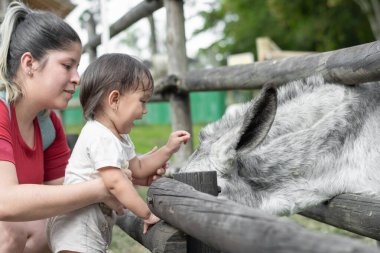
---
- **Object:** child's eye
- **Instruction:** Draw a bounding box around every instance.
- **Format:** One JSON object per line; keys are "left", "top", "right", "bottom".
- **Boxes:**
{"left": 62, "top": 64, "right": 72, "bottom": 70}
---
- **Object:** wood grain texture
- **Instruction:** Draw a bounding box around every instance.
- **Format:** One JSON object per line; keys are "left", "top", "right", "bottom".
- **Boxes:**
{"left": 116, "top": 209, "right": 186, "bottom": 253}
{"left": 148, "top": 177, "right": 380, "bottom": 253}
{"left": 301, "top": 193, "right": 380, "bottom": 240}
{"left": 180, "top": 41, "right": 380, "bottom": 91}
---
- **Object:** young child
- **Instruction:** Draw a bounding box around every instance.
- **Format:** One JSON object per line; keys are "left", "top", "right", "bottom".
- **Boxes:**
{"left": 47, "top": 53, "right": 191, "bottom": 253}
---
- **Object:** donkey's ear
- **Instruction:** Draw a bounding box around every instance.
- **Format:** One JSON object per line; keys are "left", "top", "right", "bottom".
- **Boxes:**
{"left": 236, "top": 85, "right": 277, "bottom": 151}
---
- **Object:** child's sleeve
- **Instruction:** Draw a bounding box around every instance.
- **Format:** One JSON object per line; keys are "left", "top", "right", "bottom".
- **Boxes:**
{"left": 89, "top": 134, "right": 125, "bottom": 170}
{"left": 122, "top": 134, "right": 136, "bottom": 160}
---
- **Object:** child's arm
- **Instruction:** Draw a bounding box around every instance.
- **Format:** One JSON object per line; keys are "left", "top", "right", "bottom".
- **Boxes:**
{"left": 129, "top": 131, "right": 190, "bottom": 179}
{"left": 99, "top": 167, "right": 160, "bottom": 233}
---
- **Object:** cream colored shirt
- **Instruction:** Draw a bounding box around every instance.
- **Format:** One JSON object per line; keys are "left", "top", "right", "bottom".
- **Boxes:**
{"left": 64, "top": 120, "right": 136, "bottom": 185}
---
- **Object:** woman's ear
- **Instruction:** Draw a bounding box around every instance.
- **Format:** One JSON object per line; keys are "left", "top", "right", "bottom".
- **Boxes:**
{"left": 108, "top": 90, "right": 120, "bottom": 111}
{"left": 20, "top": 52, "right": 35, "bottom": 76}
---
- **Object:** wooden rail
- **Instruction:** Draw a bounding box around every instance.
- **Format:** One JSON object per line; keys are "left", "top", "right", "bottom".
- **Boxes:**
{"left": 144, "top": 177, "right": 379, "bottom": 253}
{"left": 155, "top": 40, "right": 380, "bottom": 93}
{"left": 82, "top": 0, "right": 163, "bottom": 53}
{"left": 116, "top": 210, "right": 186, "bottom": 253}
{"left": 301, "top": 194, "right": 380, "bottom": 240}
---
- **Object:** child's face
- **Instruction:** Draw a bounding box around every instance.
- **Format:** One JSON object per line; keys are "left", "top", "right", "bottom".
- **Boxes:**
{"left": 114, "top": 89, "right": 151, "bottom": 134}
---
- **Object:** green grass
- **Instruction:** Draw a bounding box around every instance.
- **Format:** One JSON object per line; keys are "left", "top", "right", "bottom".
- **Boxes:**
{"left": 65, "top": 123, "right": 376, "bottom": 252}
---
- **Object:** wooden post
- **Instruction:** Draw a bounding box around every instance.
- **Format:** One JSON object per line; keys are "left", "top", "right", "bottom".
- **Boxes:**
{"left": 85, "top": 11, "right": 97, "bottom": 63}
{"left": 174, "top": 171, "right": 220, "bottom": 253}
{"left": 148, "top": 15, "right": 158, "bottom": 55}
{"left": 164, "top": 0, "right": 193, "bottom": 166}
{"left": 256, "top": 37, "right": 312, "bottom": 62}
{"left": 0, "top": 0, "right": 11, "bottom": 22}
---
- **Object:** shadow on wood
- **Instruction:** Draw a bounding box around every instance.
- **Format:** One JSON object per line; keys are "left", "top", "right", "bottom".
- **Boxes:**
{"left": 116, "top": 209, "right": 186, "bottom": 253}
{"left": 147, "top": 177, "right": 380, "bottom": 253}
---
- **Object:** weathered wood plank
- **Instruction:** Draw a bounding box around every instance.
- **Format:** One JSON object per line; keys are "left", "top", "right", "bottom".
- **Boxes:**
{"left": 174, "top": 171, "right": 219, "bottom": 196}
{"left": 82, "top": 0, "right": 163, "bottom": 53}
{"left": 171, "top": 40, "right": 380, "bottom": 92}
{"left": 301, "top": 193, "right": 380, "bottom": 240}
{"left": 116, "top": 209, "right": 187, "bottom": 253}
{"left": 148, "top": 177, "right": 380, "bottom": 253}
{"left": 174, "top": 171, "right": 220, "bottom": 253}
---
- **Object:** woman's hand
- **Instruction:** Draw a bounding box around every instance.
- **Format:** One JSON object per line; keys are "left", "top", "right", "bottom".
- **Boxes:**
{"left": 133, "top": 147, "right": 169, "bottom": 186}
{"left": 145, "top": 162, "right": 168, "bottom": 186}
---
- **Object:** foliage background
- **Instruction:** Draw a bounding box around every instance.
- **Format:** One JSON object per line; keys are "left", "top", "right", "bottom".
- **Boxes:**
{"left": 194, "top": 0, "right": 375, "bottom": 64}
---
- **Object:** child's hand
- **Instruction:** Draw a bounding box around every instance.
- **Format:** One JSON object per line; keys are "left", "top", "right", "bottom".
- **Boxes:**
{"left": 143, "top": 213, "right": 160, "bottom": 234}
{"left": 166, "top": 130, "right": 191, "bottom": 154}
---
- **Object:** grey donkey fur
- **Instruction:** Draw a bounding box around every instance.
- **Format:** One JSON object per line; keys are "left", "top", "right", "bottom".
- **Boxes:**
{"left": 180, "top": 75, "right": 380, "bottom": 216}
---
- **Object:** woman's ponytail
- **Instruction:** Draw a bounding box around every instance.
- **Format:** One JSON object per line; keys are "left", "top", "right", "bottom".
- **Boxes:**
{"left": 0, "top": 2, "right": 29, "bottom": 102}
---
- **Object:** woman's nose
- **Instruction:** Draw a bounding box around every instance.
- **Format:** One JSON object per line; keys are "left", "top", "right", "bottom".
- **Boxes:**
{"left": 71, "top": 69, "right": 80, "bottom": 86}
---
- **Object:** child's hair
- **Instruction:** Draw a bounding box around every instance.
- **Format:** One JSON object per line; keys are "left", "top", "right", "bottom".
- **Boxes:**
{"left": 80, "top": 53, "right": 154, "bottom": 120}
{"left": 0, "top": 1, "right": 81, "bottom": 102}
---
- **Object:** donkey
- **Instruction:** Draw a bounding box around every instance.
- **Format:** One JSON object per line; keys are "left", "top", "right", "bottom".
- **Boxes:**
{"left": 180, "top": 75, "right": 380, "bottom": 216}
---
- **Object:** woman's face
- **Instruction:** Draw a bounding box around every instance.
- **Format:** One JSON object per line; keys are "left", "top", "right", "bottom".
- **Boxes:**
{"left": 27, "top": 42, "right": 82, "bottom": 110}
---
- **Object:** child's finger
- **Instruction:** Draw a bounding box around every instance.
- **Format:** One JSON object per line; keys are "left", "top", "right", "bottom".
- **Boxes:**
{"left": 180, "top": 134, "right": 191, "bottom": 143}
{"left": 143, "top": 223, "right": 148, "bottom": 234}
{"left": 175, "top": 130, "right": 190, "bottom": 137}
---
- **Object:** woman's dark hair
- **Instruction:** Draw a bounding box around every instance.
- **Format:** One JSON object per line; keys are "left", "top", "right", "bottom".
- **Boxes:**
{"left": 0, "top": 1, "right": 81, "bottom": 101}
{"left": 80, "top": 53, "right": 154, "bottom": 120}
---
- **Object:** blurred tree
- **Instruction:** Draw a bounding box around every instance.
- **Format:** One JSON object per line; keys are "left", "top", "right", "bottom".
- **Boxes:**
{"left": 195, "top": 0, "right": 375, "bottom": 63}
{"left": 352, "top": 0, "right": 380, "bottom": 39}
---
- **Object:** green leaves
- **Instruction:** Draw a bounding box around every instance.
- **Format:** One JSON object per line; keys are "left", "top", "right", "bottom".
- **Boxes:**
{"left": 195, "top": 0, "right": 375, "bottom": 63}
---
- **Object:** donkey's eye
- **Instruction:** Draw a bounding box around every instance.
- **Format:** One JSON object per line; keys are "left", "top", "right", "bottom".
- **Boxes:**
{"left": 199, "top": 130, "right": 206, "bottom": 141}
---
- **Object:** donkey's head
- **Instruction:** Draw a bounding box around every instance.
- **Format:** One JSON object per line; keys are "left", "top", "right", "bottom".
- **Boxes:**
{"left": 181, "top": 85, "right": 278, "bottom": 208}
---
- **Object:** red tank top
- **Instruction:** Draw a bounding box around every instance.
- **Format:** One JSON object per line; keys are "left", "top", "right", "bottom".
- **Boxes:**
{"left": 0, "top": 102, "right": 69, "bottom": 183}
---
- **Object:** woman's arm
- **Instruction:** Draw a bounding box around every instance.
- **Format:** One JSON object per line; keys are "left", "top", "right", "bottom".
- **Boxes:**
{"left": 0, "top": 161, "right": 121, "bottom": 221}
{"left": 44, "top": 177, "right": 64, "bottom": 185}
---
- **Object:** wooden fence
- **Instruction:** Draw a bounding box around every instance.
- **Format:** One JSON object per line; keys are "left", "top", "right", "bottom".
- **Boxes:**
{"left": 69, "top": 0, "right": 380, "bottom": 252}
{"left": 114, "top": 171, "right": 380, "bottom": 253}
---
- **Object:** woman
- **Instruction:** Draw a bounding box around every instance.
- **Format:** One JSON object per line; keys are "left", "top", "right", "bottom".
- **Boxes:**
{"left": 0, "top": 2, "right": 165, "bottom": 252}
